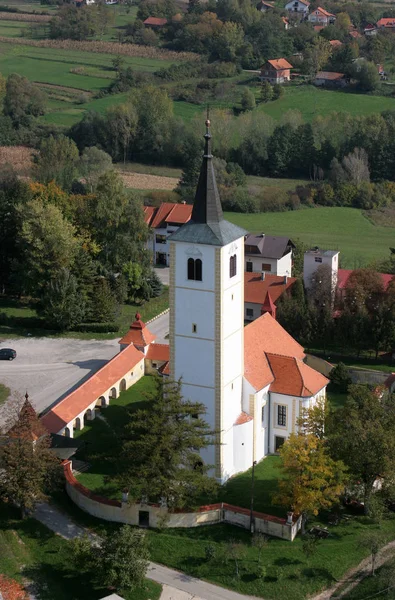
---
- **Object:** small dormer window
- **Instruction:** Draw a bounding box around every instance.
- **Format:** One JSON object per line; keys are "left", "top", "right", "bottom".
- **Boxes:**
{"left": 187, "top": 258, "right": 202, "bottom": 281}
{"left": 230, "top": 254, "right": 237, "bottom": 278}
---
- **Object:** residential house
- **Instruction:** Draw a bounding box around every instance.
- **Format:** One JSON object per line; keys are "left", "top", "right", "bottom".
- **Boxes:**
{"left": 285, "top": 0, "right": 310, "bottom": 16}
{"left": 144, "top": 202, "right": 192, "bottom": 266}
{"left": 308, "top": 6, "right": 336, "bottom": 26}
{"left": 329, "top": 39, "right": 343, "bottom": 49}
{"left": 256, "top": 0, "right": 274, "bottom": 12}
{"left": 143, "top": 16, "right": 168, "bottom": 28}
{"left": 245, "top": 233, "right": 294, "bottom": 276}
{"left": 363, "top": 24, "right": 377, "bottom": 36}
{"left": 376, "top": 18, "right": 395, "bottom": 31}
{"left": 314, "top": 71, "right": 347, "bottom": 87}
{"left": 260, "top": 58, "right": 293, "bottom": 83}
{"left": 244, "top": 272, "right": 296, "bottom": 322}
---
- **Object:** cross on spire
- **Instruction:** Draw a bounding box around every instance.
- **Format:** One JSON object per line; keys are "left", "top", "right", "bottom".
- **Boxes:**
{"left": 191, "top": 109, "right": 224, "bottom": 225}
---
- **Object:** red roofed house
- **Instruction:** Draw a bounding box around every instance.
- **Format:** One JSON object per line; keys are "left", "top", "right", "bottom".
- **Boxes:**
{"left": 314, "top": 71, "right": 347, "bottom": 87}
{"left": 308, "top": 6, "right": 336, "bottom": 26}
{"left": 260, "top": 58, "right": 293, "bottom": 84}
{"left": 329, "top": 39, "right": 343, "bottom": 49}
{"left": 337, "top": 269, "right": 394, "bottom": 301}
{"left": 143, "top": 16, "right": 167, "bottom": 28}
{"left": 376, "top": 18, "right": 395, "bottom": 31}
{"left": 244, "top": 272, "right": 296, "bottom": 322}
{"left": 285, "top": 0, "right": 309, "bottom": 16}
{"left": 145, "top": 202, "right": 192, "bottom": 266}
{"left": 363, "top": 24, "right": 377, "bottom": 36}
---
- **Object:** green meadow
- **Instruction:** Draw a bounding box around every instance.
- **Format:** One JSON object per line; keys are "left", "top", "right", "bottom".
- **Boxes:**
{"left": 226, "top": 207, "right": 395, "bottom": 268}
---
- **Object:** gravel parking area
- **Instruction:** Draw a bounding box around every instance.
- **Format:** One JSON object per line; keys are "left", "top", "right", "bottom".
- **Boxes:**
{"left": 0, "top": 337, "right": 119, "bottom": 419}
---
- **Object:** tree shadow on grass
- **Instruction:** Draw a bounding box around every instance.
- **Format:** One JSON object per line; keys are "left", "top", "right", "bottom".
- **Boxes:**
{"left": 302, "top": 567, "right": 335, "bottom": 584}
{"left": 274, "top": 557, "right": 303, "bottom": 567}
{"left": 23, "top": 562, "right": 108, "bottom": 600}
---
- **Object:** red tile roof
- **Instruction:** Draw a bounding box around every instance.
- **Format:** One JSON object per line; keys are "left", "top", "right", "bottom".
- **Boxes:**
{"left": 377, "top": 18, "right": 395, "bottom": 27}
{"left": 146, "top": 343, "right": 170, "bottom": 362}
{"left": 329, "top": 40, "right": 343, "bottom": 48}
{"left": 144, "top": 16, "right": 167, "bottom": 26}
{"left": 313, "top": 25, "right": 325, "bottom": 31}
{"left": 244, "top": 313, "right": 305, "bottom": 391}
{"left": 316, "top": 71, "right": 345, "bottom": 80}
{"left": 313, "top": 6, "right": 335, "bottom": 17}
{"left": 165, "top": 203, "right": 192, "bottom": 225}
{"left": 350, "top": 30, "right": 362, "bottom": 38}
{"left": 150, "top": 202, "right": 192, "bottom": 229}
{"left": 262, "top": 291, "right": 276, "bottom": 315}
{"left": 234, "top": 412, "right": 254, "bottom": 425}
{"left": 143, "top": 206, "right": 155, "bottom": 226}
{"left": 119, "top": 314, "right": 156, "bottom": 347}
{"left": 41, "top": 344, "right": 144, "bottom": 433}
{"left": 267, "top": 353, "right": 328, "bottom": 397}
{"left": 337, "top": 269, "right": 394, "bottom": 290}
{"left": 159, "top": 360, "right": 170, "bottom": 375}
{"left": 384, "top": 373, "right": 395, "bottom": 389}
{"left": 267, "top": 58, "right": 293, "bottom": 70}
{"left": 244, "top": 272, "right": 296, "bottom": 305}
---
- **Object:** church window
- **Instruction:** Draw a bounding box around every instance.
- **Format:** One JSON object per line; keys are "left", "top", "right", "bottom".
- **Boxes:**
{"left": 246, "top": 261, "right": 253, "bottom": 272}
{"left": 187, "top": 258, "right": 203, "bottom": 281}
{"left": 192, "top": 323, "right": 197, "bottom": 333}
{"left": 230, "top": 254, "right": 237, "bottom": 278}
{"left": 277, "top": 405, "right": 287, "bottom": 427}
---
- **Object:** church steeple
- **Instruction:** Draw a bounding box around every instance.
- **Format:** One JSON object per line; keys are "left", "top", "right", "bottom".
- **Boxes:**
{"left": 191, "top": 115, "right": 224, "bottom": 225}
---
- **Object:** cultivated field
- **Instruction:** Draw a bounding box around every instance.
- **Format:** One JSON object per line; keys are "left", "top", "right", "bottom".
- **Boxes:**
{"left": 119, "top": 171, "right": 178, "bottom": 190}
{"left": 226, "top": 207, "right": 395, "bottom": 268}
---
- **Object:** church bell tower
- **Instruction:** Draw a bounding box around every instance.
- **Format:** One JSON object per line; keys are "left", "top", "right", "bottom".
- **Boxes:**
{"left": 169, "top": 118, "right": 247, "bottom": 482}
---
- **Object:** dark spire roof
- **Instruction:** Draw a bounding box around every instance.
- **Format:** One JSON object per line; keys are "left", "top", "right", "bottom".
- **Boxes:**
{"left": 169, "top": 116, "right": 247, "bottom": 247}
{"left": 191, "top": 117, "right": 223, "bottom": 225}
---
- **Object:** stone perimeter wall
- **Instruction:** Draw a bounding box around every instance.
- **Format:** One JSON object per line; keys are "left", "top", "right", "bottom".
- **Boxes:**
{"left": 63, "top": 461, "right": 301, "bottom": 541}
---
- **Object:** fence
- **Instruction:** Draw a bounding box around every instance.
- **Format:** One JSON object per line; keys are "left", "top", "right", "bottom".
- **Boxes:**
{"left": 63, "top": 461, "right": 301, "bottom": 541}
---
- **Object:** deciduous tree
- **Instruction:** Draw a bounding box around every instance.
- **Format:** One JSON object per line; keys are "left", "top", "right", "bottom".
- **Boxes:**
{"left": 34, "top": 135, "right": 79, "bottom": 192}
{"left": 273, "top": 433, "right": 346, "bottom": 532}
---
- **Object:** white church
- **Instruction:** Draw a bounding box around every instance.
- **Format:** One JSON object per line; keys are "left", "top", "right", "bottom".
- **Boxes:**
{"left": 41, "top": 119, "right": 328, "bottom": 485}
{"left": 168, "top": 118, "right": 328, "bottom": 483}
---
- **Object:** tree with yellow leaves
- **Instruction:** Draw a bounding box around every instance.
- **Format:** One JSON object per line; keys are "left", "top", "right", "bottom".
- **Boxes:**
{"left": 273, "top": 433, "right": 347, "bottom": 533}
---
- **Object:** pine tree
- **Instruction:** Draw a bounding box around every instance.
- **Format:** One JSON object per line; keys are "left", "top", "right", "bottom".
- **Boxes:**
{"left": 89, "top": 278, "right": 118, "bottom": 323}
{"left": 0, "top": 395, "right": 61, "bottom": 518}
{"left": 118, "top": 377, "right": 218, "bottom": 508}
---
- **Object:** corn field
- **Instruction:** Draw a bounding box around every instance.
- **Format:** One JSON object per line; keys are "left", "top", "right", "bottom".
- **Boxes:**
{"left": 0, "top": 36, "right": 199, "bottom": 62}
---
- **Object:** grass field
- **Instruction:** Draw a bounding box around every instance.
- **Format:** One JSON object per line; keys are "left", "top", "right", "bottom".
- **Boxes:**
{"left": 0, "top": 382, "right": 10, "bottom": 405}
{"left": 226, "top": 207, "right": 395, "bottom": 268}
{"left": 0, "top": 501, "right": 161, "bottom": 600}
{"left": 0, "top": 286, "right": 169, "bottom": 340}
{"left": 257, "top": 84, "right": 395, "bottom": 121}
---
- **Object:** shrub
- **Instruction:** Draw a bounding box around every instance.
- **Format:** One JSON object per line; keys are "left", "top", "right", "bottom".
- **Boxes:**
{"left": 329, "top": 362, "right": 352, "bottom": 392}
{"left": 221, "top": 187, "right": 259, "bottom": 213}
{"left": 72, "top": 322, "right": 119, "bottom": 333}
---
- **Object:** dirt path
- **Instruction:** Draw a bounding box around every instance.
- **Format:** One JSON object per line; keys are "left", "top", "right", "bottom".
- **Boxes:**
{"left": 312, "top": 540, "right": 395, "bottom": 600}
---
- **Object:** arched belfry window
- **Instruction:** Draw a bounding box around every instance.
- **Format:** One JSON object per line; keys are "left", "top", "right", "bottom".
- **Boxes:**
{"left": 230, "top": 254, "right": 237, "bottom": 278}
{"left": 187, "top": 258, "right": 203, "bottom": 281}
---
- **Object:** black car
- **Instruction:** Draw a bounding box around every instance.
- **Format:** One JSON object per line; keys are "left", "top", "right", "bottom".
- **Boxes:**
{"left": 0, "top": 348, "right": 16, "bottom": 360}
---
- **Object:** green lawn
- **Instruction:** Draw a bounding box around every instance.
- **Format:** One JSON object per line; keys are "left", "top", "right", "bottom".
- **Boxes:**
{"left": 0, "top": 286, "right": 169, "bottom": 340}
{"left": 225, "top": 207, "right": 395, "bottom": 268}
{"left": 0, "top": 501, "right": 161, "bottom": 600}
{"left": 257, "top": 85, "right": 395, "bottom": 122}
{"left": 74, "top": 375, "right": 157, "bottom": 496}
{"left": 0, "top": 383, "right": 10, "bottom": 405}
{"left": 341, "top": 557, "right": 394, "bottom": 599}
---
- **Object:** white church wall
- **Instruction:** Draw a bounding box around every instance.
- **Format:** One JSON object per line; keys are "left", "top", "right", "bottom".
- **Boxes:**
{"left": 175, "top": 337, "right": 215, "bottom": 388}
{"left": 223, "top": 378, "right": 243, "bottom": 432}
{"left": 255, "top": 386, "right": 270, "bottom": 461}
{"left": 174, "top": 288, "right": 215, "bottom": 340}
{"left": 174, "top": 242, "right": 216, "bottom": 289}
{"left": 270, "top": 392, "right": 298, "bottom": 453}
{"left": 233, "top": 420, "right": 254, "bottom": 474}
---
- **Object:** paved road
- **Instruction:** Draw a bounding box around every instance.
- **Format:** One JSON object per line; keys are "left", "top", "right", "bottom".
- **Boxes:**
{"left": 0, "top": 311, "right": 170, "bottom": 419}
{"left": 155, "top": 266, "right": 170, "bottom": 286}
{"left": 33, "top": 502, "right": 259, "bottom": 600}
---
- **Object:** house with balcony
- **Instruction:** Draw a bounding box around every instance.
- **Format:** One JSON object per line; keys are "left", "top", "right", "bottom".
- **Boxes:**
{"left": 144, "top": 202, "right": 192, "bottom": 266}
{"left": 285, "top": 0, "right": 310, "bottom": 16}
{"left": 308, "top": 7, "right": 336, "bottom": 26}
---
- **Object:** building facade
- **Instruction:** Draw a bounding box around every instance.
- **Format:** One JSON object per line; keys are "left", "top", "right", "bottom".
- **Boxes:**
{"left": 260, "top": 59, "right": 293, "bottom": 84}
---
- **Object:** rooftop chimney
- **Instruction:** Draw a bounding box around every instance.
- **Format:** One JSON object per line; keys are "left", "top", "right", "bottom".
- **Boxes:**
{"left": 284, "top": 275, "right": 288, "bottom": 284}
{"left": 261, "top": 272, "right": 265, "bottom": 281}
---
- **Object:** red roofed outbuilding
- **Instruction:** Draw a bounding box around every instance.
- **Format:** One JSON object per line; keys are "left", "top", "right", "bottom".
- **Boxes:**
{"left": 143, "top": 16, "right": 167, "bottom": 28}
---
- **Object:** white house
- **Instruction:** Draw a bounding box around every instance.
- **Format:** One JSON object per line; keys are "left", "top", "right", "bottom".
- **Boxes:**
{"left": 169, "top": 119, "right": 328, "bottom": 483}
{"left": 303, "top": 247, "right": 339, "bottom": 290}
{"left": 285, "top": 0, "right": 310, "bottom": 16}
{"left": 245, "top": 233, "right": 294, "bottom": 276}
{"left": 308, "top": 6, "right": 336, "bottom": 26}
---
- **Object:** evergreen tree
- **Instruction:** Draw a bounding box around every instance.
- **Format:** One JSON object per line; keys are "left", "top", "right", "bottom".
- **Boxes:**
{"left": 260, "top": 81, "right": 273, "bottom": 103}
{"left": 118, "top": 377, "right": 218, "bottom": 508}
{"left": 0, "top": 396, "right": 61, "bottom": 518}
{"left": 241, "top": 88, "right": 256, "bottom": 112}
{"left": 90, "top": 278, "right": 118, "bottom": 323}
{"left": 40, "top": 268, "right": 86, "bottom": 330}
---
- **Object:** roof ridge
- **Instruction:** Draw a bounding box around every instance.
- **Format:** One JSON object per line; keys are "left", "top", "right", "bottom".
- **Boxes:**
{"left": 294, "top": 358, "right": 314, "bottom": 396}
